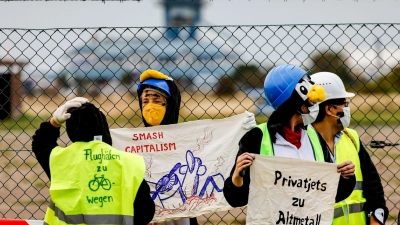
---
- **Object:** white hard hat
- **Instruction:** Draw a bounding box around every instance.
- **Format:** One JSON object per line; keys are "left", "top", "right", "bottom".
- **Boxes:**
{"left": 310, "top": 72, "right": 355, "bottom": 101}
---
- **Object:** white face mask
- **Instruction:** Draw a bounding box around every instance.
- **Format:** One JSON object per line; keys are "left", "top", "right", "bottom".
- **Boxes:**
{"left": 339, "top": 106, "right": 351, "bottom": 128}
{"left": 330, "top": 106, "right": 351, "bottom": 128}
{"left": 301, "top": 104, "right": 320, "bottom": 126}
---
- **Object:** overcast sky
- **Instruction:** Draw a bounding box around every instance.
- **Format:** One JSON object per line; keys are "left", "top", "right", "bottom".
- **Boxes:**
{"left": 0, "top": 0, "right": 400, "bottom": 29}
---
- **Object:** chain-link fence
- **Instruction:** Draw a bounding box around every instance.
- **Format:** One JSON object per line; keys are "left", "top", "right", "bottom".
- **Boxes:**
{"left": 0, "top": 24, "right": 399, "bottom": 224}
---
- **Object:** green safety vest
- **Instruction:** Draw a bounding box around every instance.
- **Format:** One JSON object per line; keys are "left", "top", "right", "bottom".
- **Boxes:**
{"left": 331, "top": 128, "right": 366, "bottom": 225}
{"left": 308, "top": 127, "right": 366, "bottom": 224}
{"left": 43, "top": 141, "right": 145, "bottom": 225}
{"left": 256, "top": 123, "right": 324, "bottom": 161}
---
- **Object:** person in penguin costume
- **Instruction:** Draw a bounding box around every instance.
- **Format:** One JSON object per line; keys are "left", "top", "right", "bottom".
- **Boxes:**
{"left": 223, "top": 64, "right": 356, "bottom": 208}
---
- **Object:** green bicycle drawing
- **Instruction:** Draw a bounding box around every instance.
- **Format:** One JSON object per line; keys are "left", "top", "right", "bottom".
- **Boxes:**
{"left": 88, "top": 174, "right": 112, "bottom": 191}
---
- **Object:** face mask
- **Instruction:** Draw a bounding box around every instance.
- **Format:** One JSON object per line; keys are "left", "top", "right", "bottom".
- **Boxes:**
{"left": 330, "top": 106, "right": 351, "bottom": 128}
{"left": 339, "top": 106, "right": 351, "bottom": 128}
{"left": 143, "top": 103, "right": 166, "bottom": 126}
{"left": 300, "top": 104, "right": 319, "bottom": 126}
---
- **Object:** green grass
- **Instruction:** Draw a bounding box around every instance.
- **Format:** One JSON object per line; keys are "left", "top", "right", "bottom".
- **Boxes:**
{"left": 0, "top": 113, "right": 143, "bottom": 130}
{"left": 0, "top": 113, "right": 50, "bottom": 130}
{"left": 352, "top": 110, "right": 400, "bottom": 125}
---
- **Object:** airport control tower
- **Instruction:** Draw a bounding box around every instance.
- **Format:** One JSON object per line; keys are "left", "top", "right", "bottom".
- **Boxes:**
{"left": 162, "top": 0, "right": 203, "bottom": 40}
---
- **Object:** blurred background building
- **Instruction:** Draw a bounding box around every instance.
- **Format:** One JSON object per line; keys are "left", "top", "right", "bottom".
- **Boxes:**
{"left": 37, "top": 0, "right": 239, "bottom": 97}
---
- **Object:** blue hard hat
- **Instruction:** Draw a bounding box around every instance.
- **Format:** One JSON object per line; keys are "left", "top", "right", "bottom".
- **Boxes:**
{"left": 138, "top": 78, "right": 171, "bottom": 96}
{"left": 264, "top": 64, "right": 307, "bottom": 110}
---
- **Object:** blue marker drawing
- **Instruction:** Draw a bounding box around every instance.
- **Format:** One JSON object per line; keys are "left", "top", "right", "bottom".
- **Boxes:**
{"left": 147, "top": 150, "right": 225, "bottom": 209}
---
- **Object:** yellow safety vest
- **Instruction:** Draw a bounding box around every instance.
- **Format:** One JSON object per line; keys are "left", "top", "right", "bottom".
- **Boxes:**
{"left": 44, "top": 141, "right": 145, "bottom": 225}
{"left": 332, "top": 129, "right": 367, "bottom": 225}
{"left": 256, "top": 123, "right": 324, "bottom": 161}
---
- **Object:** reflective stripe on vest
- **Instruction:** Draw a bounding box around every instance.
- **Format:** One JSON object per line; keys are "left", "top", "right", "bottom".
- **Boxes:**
{"left": 333, "top": 202, "right": 365, "bottom": 218}
{"left": 44, "top": 199, "right": 134, "bottom": 225}
{"left": 332, "top": 129, "right": 367, "bottom": 225}
{"left": 256, "top": 123, "right": 324, "bottom": 162}
{"left": 354, "top": 181, "right": 363, "bottom": 190}
{"left": 44, "top": 141, "right": 145, "bottom": 225}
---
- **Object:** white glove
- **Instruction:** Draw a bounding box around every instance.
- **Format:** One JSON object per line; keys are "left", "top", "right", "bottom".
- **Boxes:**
{"left": 243, "top": 111, "right": 256, "bottom": 130}
{"left": 52, "top": 97, "right": 89, "bottom": 125}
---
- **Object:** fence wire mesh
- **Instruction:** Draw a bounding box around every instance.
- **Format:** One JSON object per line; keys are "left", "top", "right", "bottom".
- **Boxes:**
{"left": 0, "top": 24, "right": 399, "bottom": 224}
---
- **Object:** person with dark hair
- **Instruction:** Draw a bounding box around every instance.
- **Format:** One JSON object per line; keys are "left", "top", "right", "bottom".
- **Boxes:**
{"left": 137, "top": 69, "right": 181, "bottom": 127}
{"left": 223, "top": 64, "right": 356, "bottom": 209}
{"left": 32, "top": 97, "right": 155, "bottom": 225}
{"left": 136, "top": 69, "right": 198, "bottom": 225}
{"left": 310, "top": 72, "right": 388, "bottom": 225}
{"left": 137, "top": 69, "right": 256, "bottom": 225}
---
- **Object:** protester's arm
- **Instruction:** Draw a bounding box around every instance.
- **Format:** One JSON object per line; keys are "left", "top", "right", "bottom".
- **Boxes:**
{"left": 31, "top": 97, "right": 88, "bottom": 180}
{"left": 134, "top": 180, "right": 155, "bottom": 225}
{"left": 189, "top": 217, "right": 199, "bottom": 225}
{"left": 223, "top": 150, "right": 250, "bottom": 207}
{"left": 223, "top": 127, "right": 262, "bottom": 207}
{"left": 359, "top": 142, "right": 388, "bottom": 224}
{"left": 31, "top": 121, "right": 61, "bottom": 180}
{"left": 335, "top": 176, "right": 356, "bottom": 202}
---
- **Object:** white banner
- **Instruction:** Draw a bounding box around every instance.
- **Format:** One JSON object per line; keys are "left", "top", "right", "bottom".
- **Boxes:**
{"left": 247, "top": 155, "right": 340, "bottom": 225}
{"left": 110, "top": 113, "right": 249, "bottom": 222}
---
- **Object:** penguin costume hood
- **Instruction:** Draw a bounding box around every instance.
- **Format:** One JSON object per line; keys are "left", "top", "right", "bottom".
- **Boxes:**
{"left": 137, "top": 69, "right": 181, "bottom": 126}
{"left": 264, "top": 64, "right": 326, "bottom": 143}
{"left": 66, "top": 102, "right": 112, "bottom": 145}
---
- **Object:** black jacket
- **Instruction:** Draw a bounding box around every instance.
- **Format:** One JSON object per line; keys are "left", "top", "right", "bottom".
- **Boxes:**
{"left": 32, "top": 121, "right": 155, "bottom": 225}
{"left": 223, "top": 126, "right": 356, "bottom": 208}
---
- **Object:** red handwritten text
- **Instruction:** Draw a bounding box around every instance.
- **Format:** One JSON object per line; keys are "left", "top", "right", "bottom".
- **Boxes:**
{"left": 125, "top": 143, "right": 176, "bottom": 153}
{"left": 132, "top": 132, "right": 164, "bottom": 141}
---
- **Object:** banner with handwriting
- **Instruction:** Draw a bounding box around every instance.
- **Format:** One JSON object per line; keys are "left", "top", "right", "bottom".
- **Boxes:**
{"left": 110, "top": 113, "right": 249, "bottom": 222}
{"left": 247, "top": 155, "right": 340, "bottom": 225}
